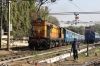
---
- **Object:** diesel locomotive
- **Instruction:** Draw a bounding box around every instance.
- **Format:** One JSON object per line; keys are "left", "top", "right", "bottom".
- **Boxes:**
{"left": 28, "top": 18, "right": 65, "bottom": 49}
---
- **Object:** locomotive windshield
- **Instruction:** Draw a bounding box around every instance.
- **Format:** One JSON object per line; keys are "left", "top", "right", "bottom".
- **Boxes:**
{"left": 36, "top": 18, "right": 42, "bottom": 22}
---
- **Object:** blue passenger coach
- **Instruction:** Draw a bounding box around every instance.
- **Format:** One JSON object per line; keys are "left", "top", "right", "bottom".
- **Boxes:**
{"left": 64, "top": 29, "right": 84, "bottom": 44}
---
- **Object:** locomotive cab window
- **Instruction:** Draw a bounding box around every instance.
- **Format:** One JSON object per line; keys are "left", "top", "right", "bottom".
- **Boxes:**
{"left": 36, "top": 18, "right": 42, "bottom": 22}
{"left": 37, "top": 20, "right": 41, "bottom": 22}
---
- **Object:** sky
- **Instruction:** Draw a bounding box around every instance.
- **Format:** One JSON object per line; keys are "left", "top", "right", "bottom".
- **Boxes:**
{"left": 43, "top": 0, "right": 100, "bottom": 27}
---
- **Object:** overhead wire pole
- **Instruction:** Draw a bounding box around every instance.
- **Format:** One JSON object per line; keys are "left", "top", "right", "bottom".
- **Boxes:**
{"left": 87, "top": 34, "right": 89, "bottom": 56}
{"left": 7, "top": 0, "right": 11, "bottom": 51}
{"left": 0, "top": 0, "right": 3, "bottom": 49}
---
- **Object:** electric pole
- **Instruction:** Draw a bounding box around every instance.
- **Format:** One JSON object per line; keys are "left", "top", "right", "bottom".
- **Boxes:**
{"left": 7, "top": 0, "right": 11, "bottom": 51}
{"left": 0, "top": 0, "right": 3, "bottom": 49}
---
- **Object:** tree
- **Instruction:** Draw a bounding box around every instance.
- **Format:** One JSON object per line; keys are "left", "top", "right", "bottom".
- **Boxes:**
{"left": 36, "top": 0, "right": 56, "bottom": 12}
{"left": 3, "top": 1, "right": 36, "bottom": 39}
{"left": 78, "top": 26, "right": 85, "bottom": 35}
{"left": 93, "top": 24, "right": 100, "bottom": 34}
{"left": 48, "top": 16, "right": 60, "bottom": 26}
{"left": 35, "top": 0, "right": 56, "bottom": 17}
{"left": 65, "top": 26, "right": 84, "bottom": 35}
{"left": 38, "top": 6, "right": 49, "bottom": 20}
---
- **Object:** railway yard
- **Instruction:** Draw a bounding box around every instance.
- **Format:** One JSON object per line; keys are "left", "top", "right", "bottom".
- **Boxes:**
{"left": 1, "top": 1, "right": 100, "bottom": 66}
{"left": 0, "top": 42, "right": 100, "bottom": 66}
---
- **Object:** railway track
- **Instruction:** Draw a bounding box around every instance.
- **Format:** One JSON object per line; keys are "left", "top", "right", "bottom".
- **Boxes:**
{"left": 0, "top": 46, "right": 72, "bottom": 65}
{"left": 0, "top": 43, "right": 99, "bottom": 66}
{"left": 83, "top": 57, "right": 100, "bottom": 66}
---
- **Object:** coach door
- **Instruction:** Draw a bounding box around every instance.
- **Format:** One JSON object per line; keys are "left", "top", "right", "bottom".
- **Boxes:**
{"left": 47, "top": 25, "right": 50, "bottom": 38}
{"left": 59, "top": 28, "right": 64, "bottom": 38}
{"left": 59, "top": 28, "right": 61, "bottom": 38}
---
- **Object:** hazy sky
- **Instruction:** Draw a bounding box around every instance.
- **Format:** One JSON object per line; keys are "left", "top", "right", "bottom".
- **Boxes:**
{"left": 43, "top": 0, "right": 100, "bottom": 27}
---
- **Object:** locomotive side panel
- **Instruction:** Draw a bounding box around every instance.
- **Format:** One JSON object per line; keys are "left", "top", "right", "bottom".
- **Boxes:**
{"left": 49, "top": 25, "right": 59, "bottom": 38}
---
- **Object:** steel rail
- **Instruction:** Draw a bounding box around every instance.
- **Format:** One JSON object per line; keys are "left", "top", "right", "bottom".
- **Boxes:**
{"left": 0, "top": 48, "right": 69, "bottom": 64}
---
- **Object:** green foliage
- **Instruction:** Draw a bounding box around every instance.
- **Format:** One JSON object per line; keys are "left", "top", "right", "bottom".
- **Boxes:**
{"left": 65, "top": 26, "right": 85, "bottom": 35}
{"left": 3, "top": 6, "right": 8, "bottom": 32}
{"left": 10, "top": 1, "right": 31, "bottom": 39}
{"left": 39, "top": 6, "right": 49, "bottom": 20}
{"left": 3, "top": 1, "right": 36, "bottom": 39}
{"left": 48, "top": 16, "right": 60, "bottom": 26}
{"left": 93, "top": 24, "right": 100, "bottom": 34}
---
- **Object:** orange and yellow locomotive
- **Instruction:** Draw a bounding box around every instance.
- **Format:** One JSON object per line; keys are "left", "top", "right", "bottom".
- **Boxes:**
{"left": 28, "top": 18, "right": 65, "bottom": 50}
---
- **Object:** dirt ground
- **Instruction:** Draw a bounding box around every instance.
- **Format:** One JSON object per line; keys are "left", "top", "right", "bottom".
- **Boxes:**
{"left": 0, "top": 50, "right": 11, "bottom": 55}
